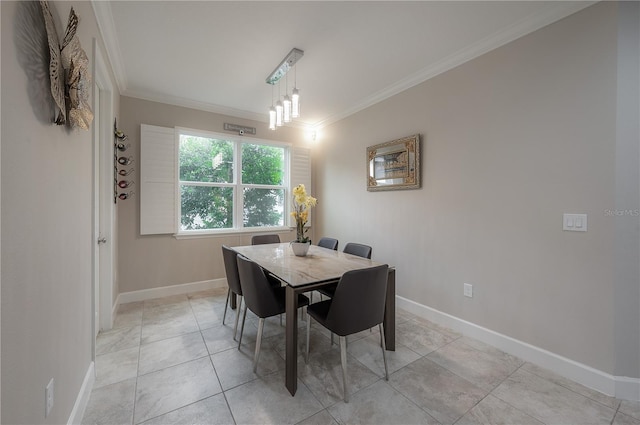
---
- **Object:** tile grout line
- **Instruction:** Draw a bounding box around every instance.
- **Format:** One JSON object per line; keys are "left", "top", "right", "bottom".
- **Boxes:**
{"left": 392, "top": 333, "right": 503, "bottom": 425}
{"left": 381, "top": 371, "right": 441, "bottom": 424}
{"left": 130, "top": 301, "right": 145, "bottom": 425}
{"left": 202, "top": 314, "right": 239, "bottom": 425}
{"left": 521, "top": 363, "right": 623, "bottom": 412}
{"left": 428, "top": 341, "right": 531, "bottom": 425}
{"left": 345, "top": 329, "right": 448, "bottom": 423}
{"left": 382, "top": 349, "right": 448, "bottom": 423}
{"left": 456, "top": 361, "right": 536, "bottom": 425}
{"left": 134, "top": 294, "right": 228, "bottom": 424}
{"left": 610, "top": 402, "right": 622, "bottom": 425}
{"left": 91, "top": 296, "right": 633, "bottom": 425}
{"left": 489, "top": 364, "right": 558, "bottom": 425}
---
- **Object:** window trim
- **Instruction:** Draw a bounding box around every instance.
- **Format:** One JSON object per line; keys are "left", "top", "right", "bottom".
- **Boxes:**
{"left": 174, "top": 127, "right": 291, "bottom": 236}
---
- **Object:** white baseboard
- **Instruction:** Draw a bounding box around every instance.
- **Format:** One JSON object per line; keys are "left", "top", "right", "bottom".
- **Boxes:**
{"left": 67, "top": 361, "right": 95, "bottom": 425}
{"left": 616, "top": 376, "right": 640, "bottom": 402}
{"left": 396, "top": 296, "right": 640, "bottom": 402}
{"left": 117, "top": 278, "right": 227, "bottom": 305}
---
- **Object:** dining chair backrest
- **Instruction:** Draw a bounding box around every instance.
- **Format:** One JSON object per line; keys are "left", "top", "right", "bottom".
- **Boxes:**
{"left": 317, "top": 237, "right": 339, "bottom": 251}
{"left": 221, "top": 245, "right": 242, "bottom": 296}
{"left": 236, "top": 255, "right": 282, "bottom": 318}
{"left": 251, "top": 234, "right": 281, "bottom": 245}
{"left": 343, "top": 242, "right": 372, "bottom": 259}
{"left": 325, "top": 264, "right": 389, "bottom": 336}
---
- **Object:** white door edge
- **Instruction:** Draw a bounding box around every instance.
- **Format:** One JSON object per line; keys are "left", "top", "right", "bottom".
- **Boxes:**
{"left": 92, "top": 38, "right": 115, "bottom": 349}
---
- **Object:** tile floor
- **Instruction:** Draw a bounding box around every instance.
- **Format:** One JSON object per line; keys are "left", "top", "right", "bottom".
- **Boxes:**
{"left": 82, "top": 287, "right": 640, "bottom": 425}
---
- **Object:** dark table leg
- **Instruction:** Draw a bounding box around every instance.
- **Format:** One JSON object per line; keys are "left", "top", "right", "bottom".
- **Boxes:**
{"left": 285, "top": 285, "right": 298, "bottom": 396}
{"left": 384, "top": 268, "right": 396, "bottom": 351}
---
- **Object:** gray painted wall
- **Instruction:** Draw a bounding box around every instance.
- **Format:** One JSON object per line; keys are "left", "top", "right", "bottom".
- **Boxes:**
{"left": 117, "top": 96, "right": 311, "bottom": 294}
{"left": 1, "top": 1, "right": 119, "bottom": 423}
{"left": 314, "top": 2, "right": 639, "bottom": 378}
{"left": 613, "top": 1, "right": 640, "bottom": 379}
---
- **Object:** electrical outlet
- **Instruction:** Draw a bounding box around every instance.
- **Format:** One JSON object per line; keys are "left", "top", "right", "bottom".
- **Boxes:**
{"left": 45, "top": 378, "right": 54, "bottom": 417}
{"left": 464, "top": 283, "right": 473, "bottom": 298}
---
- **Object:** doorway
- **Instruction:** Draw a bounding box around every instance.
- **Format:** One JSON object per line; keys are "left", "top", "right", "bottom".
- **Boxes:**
{"left": 92, "top": 39, "right": 115, "bottom": 358}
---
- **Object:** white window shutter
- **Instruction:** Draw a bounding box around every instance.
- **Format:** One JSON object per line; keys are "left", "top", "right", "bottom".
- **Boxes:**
{"left": 140, "top": 124, "right": 176, "bottom": 235}
{"left": 290, "top": 146, "right": 312, "bottom": 227}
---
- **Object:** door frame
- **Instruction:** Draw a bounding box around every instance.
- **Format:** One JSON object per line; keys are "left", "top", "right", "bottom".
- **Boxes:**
{"left": 92, "top": 38, "right": 115, "bottom": 357}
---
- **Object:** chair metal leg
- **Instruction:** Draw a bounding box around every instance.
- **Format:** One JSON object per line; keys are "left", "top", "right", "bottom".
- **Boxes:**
{"left": 237, "top": 304, "right": 248, "bottom": 350}
{"left": 305, "top": 314, "right": 311, "bottom": 364}
{"left": 253, "top": 318, "right": 264, "bottom": 373}
{"left": 222, "top": 288, "right": 230, "bottom": 325}
{"left": 340, "top": 336, "right": 349, "bottom": 402}
{"left": 379, "top": 324, "right": 389, "bottom": 380}
{"left": 233, "top": 296, "right": 243, "bottom": 341}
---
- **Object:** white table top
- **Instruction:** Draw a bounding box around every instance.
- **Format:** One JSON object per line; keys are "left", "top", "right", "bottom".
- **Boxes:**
{"left": 232, "top": 243, "right": 384, "bottom": 287}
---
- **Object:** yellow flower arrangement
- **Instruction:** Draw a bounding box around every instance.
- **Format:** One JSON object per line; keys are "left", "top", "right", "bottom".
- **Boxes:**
{"left": 290, "top": 184, "right": 317, "bottom": 243}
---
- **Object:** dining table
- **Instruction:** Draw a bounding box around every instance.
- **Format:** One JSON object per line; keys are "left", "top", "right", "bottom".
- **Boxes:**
{"left": 232, "top": 242, "right": 396, "bottom": 396}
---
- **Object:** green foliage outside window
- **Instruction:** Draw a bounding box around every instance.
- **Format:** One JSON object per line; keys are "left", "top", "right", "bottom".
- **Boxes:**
{"left": 179, "top": 135, "right": 285, "bottom": 231}
{"left": 242, "top": 143, "right": 285, "bottom": 227}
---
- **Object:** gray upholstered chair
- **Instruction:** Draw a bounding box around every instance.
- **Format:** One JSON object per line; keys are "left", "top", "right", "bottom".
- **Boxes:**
{"left": 249, "top": 234, "right": 283, "bottom": 287}
{"left": 318, "top": 242, "right": 372, "bottom": 300}
{"left": 221, "top": 245, "right": 245, "bottom": 341}
{"left": 251, "top": 234, "right": 281, "bottom": 245}
{"left": 317, "top": 237, "right": 339, "bottom": 250}
{"left": 343, "top": 242, "right": 372, "bottom": 259}
{"left": 306, "top": 237, "right": 339, "bottom": 304}
{"left": 306, "top": 264, "right": 390, "bottom": 402}
{"left": 236, "top": 255, "right": 309, "bottom": 372}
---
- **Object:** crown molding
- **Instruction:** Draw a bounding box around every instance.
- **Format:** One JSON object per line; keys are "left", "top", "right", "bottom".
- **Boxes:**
{"left": 91, "top": 1, "right": 128, "bottom": 93}
{"left": 123, "top": 88, "right": 265, "bottom": 122}
{"left": 91, "top": 1, "right": 595, "bottom": 131}
{"left": 314, "top": 1, "right": 596, "bottom": 130}
{"left": 122, "top": 89, "right": 310, "bottom": 130}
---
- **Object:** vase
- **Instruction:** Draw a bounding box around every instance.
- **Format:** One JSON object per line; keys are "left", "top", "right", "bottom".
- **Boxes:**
{"left": 290, "top": 241, "right": 311, "bottom": 257}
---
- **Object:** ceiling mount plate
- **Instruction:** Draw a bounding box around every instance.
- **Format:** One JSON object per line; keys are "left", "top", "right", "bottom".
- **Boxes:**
{"left": 266, "top": 48, "right": 304, "bottom": 85}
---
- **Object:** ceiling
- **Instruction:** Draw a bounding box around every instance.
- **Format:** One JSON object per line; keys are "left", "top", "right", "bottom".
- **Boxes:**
{"left": 93, "top": 1, "right": 593, "bottom": 130}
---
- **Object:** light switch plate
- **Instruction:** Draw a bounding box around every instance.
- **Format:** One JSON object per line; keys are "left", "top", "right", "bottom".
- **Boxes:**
{"left": 563, "top": 213, "right": 587, "bottom": 232}
{"left": 463, "top": 283, "right": 473, "bottom": 298}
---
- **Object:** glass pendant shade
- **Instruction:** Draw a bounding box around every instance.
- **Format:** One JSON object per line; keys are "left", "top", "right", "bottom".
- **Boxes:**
{"left": 283, "top": 95, "right": 292, "bottom": 123}
{"left": 265, "top": 48, "right": 304, "bottom": 129}
{"left": 275, "top": 100, "right": 283, "bottom": 127}
{"left": 268, "top": 106, "right": 276, "bottom": 130}
{"left": 292, "top": 88, "right": 300, "bottom": 118}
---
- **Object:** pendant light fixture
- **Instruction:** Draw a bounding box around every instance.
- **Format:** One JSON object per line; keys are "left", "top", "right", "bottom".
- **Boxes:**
{"left": 269, "top": 106, "right": 277, "bottom": 130}
{"left": 283, "top": 74, "right": 292, "bottom": 123}
{"left": 283, "top": 95, "right": 292, "bottom": 123}
{"left": 292, "top": 55, "right": 300, "bottom": 118}
{"left": 268, "top": 85, "right": 276, "bottom": 130}
{"left": 266, "top": 48, "right": 303, "bottom": 130}
{"left": 275, "top": 81, "right": 283, "bottom": 127}
{"left": 276, "top": 99, "right": 283, "bottom": 127}
{"left": 292, "top": 88, "right": 300, "bottom": 119}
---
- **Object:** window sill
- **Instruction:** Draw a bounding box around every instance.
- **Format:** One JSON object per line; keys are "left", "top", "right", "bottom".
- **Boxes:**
{"left": 173, "top": 227, "right": 294, "bottom": 240}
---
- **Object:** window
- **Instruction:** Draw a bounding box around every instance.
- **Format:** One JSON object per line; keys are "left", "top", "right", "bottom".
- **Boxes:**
{"left": 178, "top": 130, "right": 287, "bottom": 232}
{"left": 140, "top": 124, "right": 310, "bottom": 236}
